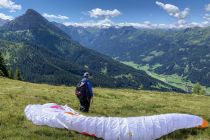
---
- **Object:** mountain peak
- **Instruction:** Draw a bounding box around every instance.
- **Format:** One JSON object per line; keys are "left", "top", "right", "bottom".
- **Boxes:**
{"left": 22, "top": 9, "right": 47, "bottom": 24}
{"left": 25, "top": 9, "right": 40, "bottom": 16}
{"left": 1, "top": 8, "right": 71, "bottom": 41}
{"left": 1, "top": 9, "right": 50, "bottom": 31}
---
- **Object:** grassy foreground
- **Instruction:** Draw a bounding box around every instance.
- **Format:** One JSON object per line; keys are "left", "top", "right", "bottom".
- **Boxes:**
{"left": 0, "top": 77, "right": 210, "bottom": 140}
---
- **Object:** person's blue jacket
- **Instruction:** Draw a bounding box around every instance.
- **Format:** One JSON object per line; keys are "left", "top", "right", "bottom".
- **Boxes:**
{"left": 81, "top": 78, "right": 93, "bottom": 97}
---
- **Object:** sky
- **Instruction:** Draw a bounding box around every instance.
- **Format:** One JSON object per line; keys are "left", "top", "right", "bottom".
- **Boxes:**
{"left": 0, "top": 0, "right": 210, "bottom": 28}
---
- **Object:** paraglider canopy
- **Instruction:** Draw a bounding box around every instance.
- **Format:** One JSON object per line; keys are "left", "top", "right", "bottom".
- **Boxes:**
{"left": 24, "top": 103, "right": 208, "bottom": 140}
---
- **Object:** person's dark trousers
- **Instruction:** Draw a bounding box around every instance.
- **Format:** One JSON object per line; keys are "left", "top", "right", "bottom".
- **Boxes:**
{"left": 78, "top": 96, "right": 91, "bottom": 112}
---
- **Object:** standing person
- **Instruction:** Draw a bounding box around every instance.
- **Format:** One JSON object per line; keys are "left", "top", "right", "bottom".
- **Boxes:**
{"left": 75, "top": 72, "right": 93, "bottom": 112}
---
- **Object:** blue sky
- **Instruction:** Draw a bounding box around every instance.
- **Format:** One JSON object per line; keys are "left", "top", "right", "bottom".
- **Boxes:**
{"left": 0, "top": 0, "right": 210, "bottom": 28}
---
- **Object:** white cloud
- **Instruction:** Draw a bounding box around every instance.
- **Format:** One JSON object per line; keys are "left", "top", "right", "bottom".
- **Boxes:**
{"left": 201, "top": 21, "right": 210, "bottom": 26}
{"left": 64, "top": 21, "right": 157, "bottom": 29}
{"left": 74, "top": 8, "right": 121, "bottom": 28}
{"left": 117, "top": 22, "right": 157, "bottom": 29}
{"left": 88, "top": 8, "right": 121, "bottom": 18}
{"left": 205, "top": 3, "right": 210, "bottom": 12}
{"left": 203, "top": 13, "right": 210, "bottom": 21}
{"left": 63, "top": 3, "right": 209, "bottom": 29}
{"left": 0, "top": 0, "right": 21, "bottom": 12}
{"left": 0, "top": 12, "right": 13, "bottom": 20}
{"left": 97, "top": 18, "right": 113, "bottom": 25}
{"left": 156, "top": 1, "right": 189, "bottom": 19}
{"left": 177, "top": 19, "right": 187, "bottom": 27}
{"left": 203, "top": 3, "right": 210, "bottom": 23}
{"left": 64, "top": 18, "right": 114, "bottom": 28}
{"left": 43, "top": 13, "right": 69, "bottom": 21}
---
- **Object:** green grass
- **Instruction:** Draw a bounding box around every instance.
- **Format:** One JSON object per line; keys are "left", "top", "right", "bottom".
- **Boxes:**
{"left": 0, "top": 77, "right": 210, "bottom": 140}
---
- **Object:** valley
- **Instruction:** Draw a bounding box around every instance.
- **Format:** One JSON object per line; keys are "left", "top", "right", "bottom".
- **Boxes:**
{"left": 56, "top": 24, "right": 210, "bottom": 92}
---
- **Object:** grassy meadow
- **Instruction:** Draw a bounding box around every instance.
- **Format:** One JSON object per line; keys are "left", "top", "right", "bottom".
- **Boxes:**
{"left": 0, "top": 77, "right": 210, "bottom": 140}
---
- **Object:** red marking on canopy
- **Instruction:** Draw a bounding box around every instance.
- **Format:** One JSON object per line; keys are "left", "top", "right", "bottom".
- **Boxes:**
{"left": 50, "top": 105, "right": 64, "bottom": 110}
{"left": 81, "top": 132, "right": 96, "bottom": 137}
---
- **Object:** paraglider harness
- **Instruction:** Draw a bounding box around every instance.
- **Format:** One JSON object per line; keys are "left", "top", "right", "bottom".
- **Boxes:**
{"left": 75, "top": 81, "right": 86, "bottom": 97}
{"left": 75, "top": 80, "right": 92, "bottom": 112}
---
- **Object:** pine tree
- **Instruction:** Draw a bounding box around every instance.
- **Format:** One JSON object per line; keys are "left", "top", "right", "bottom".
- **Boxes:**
{"left": 15, "top": 68, "right": 22, "bottom": 80}
{"left": 8, "top": 69, "right": 14, "bottom": 79}
{"left": 0, "top": 52, "right": 9, "bottom": 77}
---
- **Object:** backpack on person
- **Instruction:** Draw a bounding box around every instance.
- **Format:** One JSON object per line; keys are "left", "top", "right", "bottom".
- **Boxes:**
{"left": 75, "top": 81, "right": 86, "bottom": 97}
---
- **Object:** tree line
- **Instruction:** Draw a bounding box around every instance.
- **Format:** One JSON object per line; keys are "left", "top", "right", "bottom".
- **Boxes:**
{"left": 0, "top": 52, "right": 22, "bottom": 80}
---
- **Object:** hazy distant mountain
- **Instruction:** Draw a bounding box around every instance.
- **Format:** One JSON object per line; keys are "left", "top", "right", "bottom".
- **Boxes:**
{"left": 0, "top": 9, "right": 181, "bottom": 91}
{"left": 0, "top": 18, "right": 9, "bottom": 26}
{"left": 56, "top": 23, "right": 210, "bottom": 87}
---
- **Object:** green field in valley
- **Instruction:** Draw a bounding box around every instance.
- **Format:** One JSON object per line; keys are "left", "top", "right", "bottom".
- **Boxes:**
{"left": 0, "top": 77, "right": 210, "bottom": 140}
{"left": 121, "top": 61, "right": 210, "bottom": 93}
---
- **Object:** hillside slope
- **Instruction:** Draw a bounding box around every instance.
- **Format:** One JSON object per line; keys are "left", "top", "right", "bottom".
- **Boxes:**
{"left": 0, "top": 77, "right": 209, "bottom": 140}
{"left": 0, "top": 9, "right": 181, "bottom": 91}
{"left": 57, "top": 24, "right": 210, "bottom": 87}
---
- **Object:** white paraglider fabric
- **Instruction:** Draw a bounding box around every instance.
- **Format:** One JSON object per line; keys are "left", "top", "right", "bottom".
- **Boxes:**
{"left": 24, "top": 103, "right": 203, "bottom": 140}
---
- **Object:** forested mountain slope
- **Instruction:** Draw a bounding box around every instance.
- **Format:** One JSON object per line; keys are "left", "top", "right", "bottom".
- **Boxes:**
{"left": 56, "top": 24, "right": 210, "bottom": 87}
{"left": 0, "top": 9, "right": 180, "bottom": 91}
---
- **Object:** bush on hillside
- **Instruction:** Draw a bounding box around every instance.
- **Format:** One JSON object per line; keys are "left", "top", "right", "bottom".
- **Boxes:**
{"left": 193, "top": 83, "right": 206, "bottom": 95}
